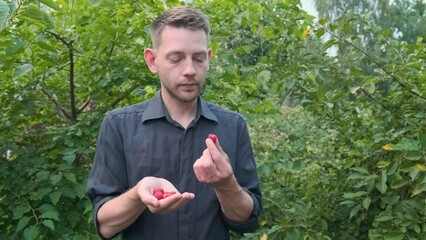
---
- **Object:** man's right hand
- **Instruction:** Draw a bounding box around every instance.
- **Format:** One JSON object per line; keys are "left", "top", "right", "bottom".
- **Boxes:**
{"left": 137, "top": 176, "right": 195, "bottom": 214}
{"left": 97, "top": 176, "right": 194, "bottom": 238}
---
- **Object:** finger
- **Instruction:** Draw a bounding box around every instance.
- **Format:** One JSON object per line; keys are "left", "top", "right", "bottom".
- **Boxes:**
{"left": 193, "top": 159, "right": 205, "bottom": 182}
{"left": 153, "top": 192, "right": 194, "bottom": 214}
{"left": 144, "top": 194, "right": 160, "bottom": 208}
{"left": 181, "top": 192, "right": 195, "bottom": 199}
{"left": 166, "top": 192, "right": 195, "bottom": 211}
{"left": 206, "top": 135, "right": 225, "bottom": 153}
{"left": 148, "top": 192, "right": 181, "bottom": 213}
{"left": 199, "top": 152, "right": 219, "bottom": 179}
{"left": 205, "top": 139, "right": 225, "bottom": 166}
{"left": 214, "top": 137, "right": 225, "bottom": 154}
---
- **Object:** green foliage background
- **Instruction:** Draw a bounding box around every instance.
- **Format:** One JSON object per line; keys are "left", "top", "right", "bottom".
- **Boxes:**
{"left": 0, "top": 0, "right": 425, "bottom": 239}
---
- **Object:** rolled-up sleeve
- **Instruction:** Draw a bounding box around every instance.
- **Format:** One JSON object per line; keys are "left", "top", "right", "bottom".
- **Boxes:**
{"left": 87, "top": 112, "right": 129, "bottom": 236}
{"left": 222, "top": 117, "right": 262, "bottom": 233}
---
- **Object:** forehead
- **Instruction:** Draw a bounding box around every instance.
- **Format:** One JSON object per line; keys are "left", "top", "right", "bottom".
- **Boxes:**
{"left": 157, "top": 26, "right": 208, "bottom": 53}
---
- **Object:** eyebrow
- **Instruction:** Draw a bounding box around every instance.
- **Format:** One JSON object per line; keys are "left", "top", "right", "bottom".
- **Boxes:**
{"left": 165, "top": 51, "right": 207, "bottom": 58}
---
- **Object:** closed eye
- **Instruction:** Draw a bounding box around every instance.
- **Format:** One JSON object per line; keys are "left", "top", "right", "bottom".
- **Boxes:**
{"left": 194, "top": 58, "right": 205, "bottom": 63}
{"left": 169, "top": 58, "right": 182, "bottom": 63}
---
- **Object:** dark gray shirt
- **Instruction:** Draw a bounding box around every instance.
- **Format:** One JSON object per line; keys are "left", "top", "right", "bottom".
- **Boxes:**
{"left": 87, "top": 92, "right": 262, "bottom": 240}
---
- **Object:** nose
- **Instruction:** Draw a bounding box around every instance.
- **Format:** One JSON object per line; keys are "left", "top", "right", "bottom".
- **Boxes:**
{"left": 182, "top": 59, "right": 196, "bottom": 76}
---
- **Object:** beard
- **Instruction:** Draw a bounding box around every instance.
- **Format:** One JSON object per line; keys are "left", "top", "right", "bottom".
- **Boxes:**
{"left": 161, "top": 78, "right": 206, "bottom": 103}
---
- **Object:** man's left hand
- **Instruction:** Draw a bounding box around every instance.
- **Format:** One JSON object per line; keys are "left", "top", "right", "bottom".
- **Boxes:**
{"left": 193, "top": 137, "right": 234, "bottom": 188}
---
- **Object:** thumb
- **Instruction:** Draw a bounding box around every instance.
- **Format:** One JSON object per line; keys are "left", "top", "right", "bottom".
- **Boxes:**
{"left": 205, "top": 138, "right": 225, "bottom": 164}
{"left": 146, "top": 195, "right": 160, "bottom": 207}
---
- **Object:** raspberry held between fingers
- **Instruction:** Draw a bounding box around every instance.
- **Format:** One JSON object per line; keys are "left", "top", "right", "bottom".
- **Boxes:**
{"left": 208, "top": 134, "right": 217, "bottom": 143}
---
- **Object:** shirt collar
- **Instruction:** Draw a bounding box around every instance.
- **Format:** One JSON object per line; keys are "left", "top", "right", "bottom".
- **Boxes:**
{"left": 142, "top": 91, "right": 218, "bottom": 124}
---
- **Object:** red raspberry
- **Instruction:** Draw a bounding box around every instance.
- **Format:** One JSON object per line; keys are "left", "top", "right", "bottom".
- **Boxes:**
{"left": 208, "top": 134, "right": 217, "bottom": 143}
{"left": 153, "top": 188, "right": 164, "bottom": 194}
{"left": 153, "top": 191, "right": 164, "bottom": 200}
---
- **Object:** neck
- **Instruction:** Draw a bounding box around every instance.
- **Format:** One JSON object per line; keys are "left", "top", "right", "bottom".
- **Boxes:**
{"left": 161, "top": 92, "right": 198, "bottom": 129}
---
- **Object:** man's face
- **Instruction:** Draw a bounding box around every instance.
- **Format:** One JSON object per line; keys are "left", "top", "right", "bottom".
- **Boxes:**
{"left": 154, "top": 26, "right": 211, "bottom": 103}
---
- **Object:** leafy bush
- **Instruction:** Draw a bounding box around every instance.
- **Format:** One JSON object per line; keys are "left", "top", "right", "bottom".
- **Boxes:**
{"left": 0, "top": 0, "right": 424, "bottom": 239}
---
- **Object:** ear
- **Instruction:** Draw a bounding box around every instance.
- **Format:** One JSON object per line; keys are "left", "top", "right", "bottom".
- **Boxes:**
{"left": 144, "top": 48, "right": 158, "bottom": 74}
{"left": 208, "top": 48, "right": 212, "bottom": 60}
{"left": 207, "top": 48, "right": 212, "bottom": 70}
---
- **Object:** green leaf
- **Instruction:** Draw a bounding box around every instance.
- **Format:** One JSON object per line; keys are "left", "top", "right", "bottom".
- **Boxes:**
{"left": 285, "top": 228, "right": 301, "bottom": 240}
{"left": 367, "top": 176, "right": 376, "bottom": 192}
{"left": 392, "top": 139, "right": 420, "bottom": 151}
{"left": 350, "top": 167, "right": 369, "bottom": 174}
{"left": 384, "top": 232, "right": 404, "bottom": 240}
{"left": 36, "top": 40, "right": 57, "bottom": 53}
{"left": 348, "top": 173, "right": 365, "bottom": 180}
{"left": 64, "top": 173, "right": 77, "bottom": 184}
{"left": 0, "top": 0, "right": 9, "bottom": 29}
{"left": 404, "top": 151, "right": 422, "bottom": 161}
{"left": 39, "top": 0, "right": 61, "bottom": 11}
{"left": 386, "top": 161, "right": 399, "bottom": 175}
{"left": 16, "top": 216, "right": 31, "bottom": 232}
{"left": 419, "top": 132, "right": 426, "bottom": 149}
{"left": 262, "top": 26, "right": 275, "bottom": 40}
{"left": 364, "top": 82, "right": 375, "bottom": 94}
{"left": 318, "top": 18, "right": 327, "bottom": 25}
{"left": 382, "top": 195, "right": 400, "bottom": 205}
{"left": 84, "top": 201, "right": 93, "bottom": 214}
{"left": 409, "top": 169, "right": 419, "bottom": 181}
{"left": 49, "top": 174, "right": 62, "bottom": 185}
{"left": 209, "top": 41, "right": 219, "bottom": 55}
{"left": 375, "top": 170, "right": 387, "bottom": 194}
{"left": 36, "top": 171, "right": 49, "bottom": 181}
{"left": 257, "top": 70, "right": 271, "bottom": 82}
{"left": 42, "top": 220, "right": 55, "bottom": 230}
{"left": 24, "top": 226, "right": 39, "bottom": 240}
{"left": 376, "top": 161, "right": 390, "bottom": 169}
{"left": 375, "top": 214, "right": 393, "bottom": 222}
{"left": 267, "top": 225, "right": 282, "bottom": 234}
{"left": 6, "top": 37, "right": 26, "bottom": 55}
{"left": 13, "top": 204, "right": 31, "bottom": 220}
{"left": 391, "top": 179, "right": 409, "bottom": 189}
{"left": 49, "top": 191, "right": 62, "bottom": 205}
{"left": 322, "top": 39, "right": 339, "bottom": 51}
{"left": 19, "top": 4, "right": 54, "bottom": 29}
{"left": 343, "top": 191, "right": 368, "bottom": 199}
{"left": 362, "top": 196, "right": 371, "bottom": 210}
{"left": 257, "top": 163, "right": 270, "bottom": 175}
{"left": 40, "top": 210, "right": 60, "bottom": 221}
{"left": 411, "top": 183, "right": 426, "bottom": 196}
{"left": 315, "top": 28, "right": 325, "bottom": 38}
{"left": 13, "top": 63, "right": 33, "bottom": 80}
{"left": 350, "top": 86, "right": 360, "bottom": 94}
{"left": 350, "top": 204, "right": 362, "bottom": 218}
{"left": 340, "top": 200, "right": 355, "bottom": 206}
{"left": 413, "top": 224, "right": 421, "bottom": 233}
{"left": 63, "top": 154, "right": 76, "bottom": 164}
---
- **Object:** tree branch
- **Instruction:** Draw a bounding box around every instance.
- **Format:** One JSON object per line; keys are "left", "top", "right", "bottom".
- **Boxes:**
{"left": 45, "top": 31, "right": 71, "bottom": 48}
{"left": 132, "top": 0, "right": 146, "bottom": 11}
{"left": 110, "top": 83, "right": 141, "bottom": 108}
{"left": 41, "top": 88, "right": 73, "bottom": 121}
{"left": 319, "top": 27, "right": 426, "bottom": 101}
{"left": 68, "top": 40, "right": 77, "bottom": 121}
{"left": 77, "top": 99, "right": 92, "bottom": 114}
{"left": 45, "top": 31, "right": 78, "bottom": 122}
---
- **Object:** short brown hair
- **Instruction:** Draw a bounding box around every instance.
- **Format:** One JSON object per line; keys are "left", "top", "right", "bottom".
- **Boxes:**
{"left": 150, "top": 6, "right": 210, "bottom": 48}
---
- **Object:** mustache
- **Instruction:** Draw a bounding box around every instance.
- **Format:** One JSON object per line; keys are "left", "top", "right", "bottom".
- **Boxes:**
{"left": 180, "top": 78, "right": 199, "bottom": 84}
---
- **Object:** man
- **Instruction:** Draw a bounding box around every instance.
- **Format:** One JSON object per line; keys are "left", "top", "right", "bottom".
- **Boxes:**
{"left": 87, "top": 6, "right": 262, "bottom": 240}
